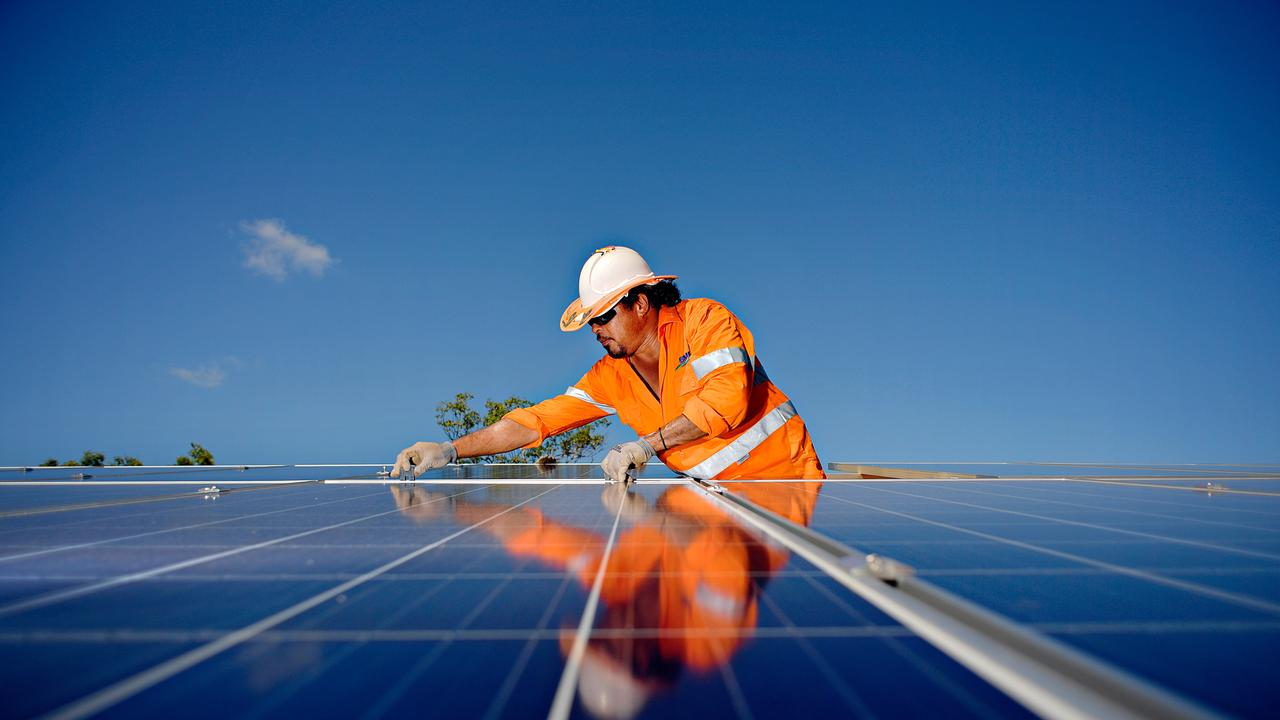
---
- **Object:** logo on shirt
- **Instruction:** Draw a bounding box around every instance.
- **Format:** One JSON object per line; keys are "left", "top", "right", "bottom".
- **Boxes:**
{"left": 676, "top": 351, "right": 691, "bottom": 369}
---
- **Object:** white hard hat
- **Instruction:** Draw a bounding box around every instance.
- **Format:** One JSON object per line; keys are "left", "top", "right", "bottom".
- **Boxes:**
{"left": 560, "top": 246, "right": 677, "bottom": 332}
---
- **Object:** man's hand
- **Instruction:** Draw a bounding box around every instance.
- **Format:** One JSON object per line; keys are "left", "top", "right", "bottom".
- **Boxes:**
{"left": 391, "top": 441, "right": 457, "bottom": 478}
{"left": 601, "top": 439, "right": 656, "bottom": 483}
{"left": 601, "top": 482, "right": 651, "bottom": 523}
{"left": 388, "top": 485, "right": 450, "bottom": 522}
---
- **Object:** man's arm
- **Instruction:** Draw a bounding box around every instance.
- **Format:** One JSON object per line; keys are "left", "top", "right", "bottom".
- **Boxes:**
{"left": 454, "top": 419, "right": 538, "bottom": 458}
{"left": 391, "top": 419, "right": 538, "bottom": 477}
{"left": 641, "top": 414, "right": 706, "bottom": 453}
{"left": 601, "top": 414, "right": 707, "bottom": 483}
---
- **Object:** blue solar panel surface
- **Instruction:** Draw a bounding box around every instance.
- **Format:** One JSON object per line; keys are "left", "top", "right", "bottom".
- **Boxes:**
{"left": 802, "top": 480, "right": 1280, "bottom": 718}
{"left": 1, "top": 463, "right": 1276, "bottom": 718}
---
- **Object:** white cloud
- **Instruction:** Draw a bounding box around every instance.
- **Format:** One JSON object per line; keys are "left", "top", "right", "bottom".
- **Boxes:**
{"left": 170, "top": 364, "right": 226, "bottom": 388}
{"left": 239, "top": 218, "right": 334, "bottom": 280}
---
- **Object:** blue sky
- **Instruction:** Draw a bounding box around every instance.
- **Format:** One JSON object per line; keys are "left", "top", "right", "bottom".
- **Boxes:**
{"left": 1, "top": 1, "right": 1277, "bottom": 466}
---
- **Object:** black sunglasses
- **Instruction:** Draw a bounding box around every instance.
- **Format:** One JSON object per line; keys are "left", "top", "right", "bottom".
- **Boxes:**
{"left": 587, "top": 307, "right": 618, "bottom": 327}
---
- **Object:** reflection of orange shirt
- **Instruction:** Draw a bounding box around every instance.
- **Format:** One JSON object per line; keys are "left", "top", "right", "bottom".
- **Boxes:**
{"left": 503, "top": 483, "right": 822, "bottom": 670}
{"left": 504, "top": 299, "right": 825, "bottom": 480}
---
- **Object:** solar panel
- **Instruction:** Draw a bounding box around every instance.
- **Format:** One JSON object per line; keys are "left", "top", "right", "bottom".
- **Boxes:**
{"left": 1, "top": 463, "right": 1274, "bottom": 718}
{"left": 797, "top": 479, "right": 1280, "bottom": 718}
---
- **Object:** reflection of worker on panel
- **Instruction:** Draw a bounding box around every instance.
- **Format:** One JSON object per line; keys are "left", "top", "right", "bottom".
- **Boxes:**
{"left": 390, "top": 480, "right": 822, "bottom": 720}
{"left": 392, "top": 246, "right": 825, "bottom": 484}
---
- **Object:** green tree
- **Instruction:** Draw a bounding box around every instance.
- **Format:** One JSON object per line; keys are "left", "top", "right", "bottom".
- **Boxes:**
{"left": 39, "top": 458, "right": 58, "bottom": 467}
{"left": 188, "top": 443, "right": 215, "bottom": 465}
{"left": 435, "top": 393, "right": 609, "bottom": 463}
{"left": 175, "top": 443, "right": 215, "bottom": 466}
{"left": 62, "top": 459, "right": 80, "bottom": 466}
{"left": 112, "top": 456, "right": 143, "bottom": 466}
{"left": 435, "top": 393, "right": 483, "bottom": 442}
{"left": 80, "top": 451, "right": 105, "bottom": 467}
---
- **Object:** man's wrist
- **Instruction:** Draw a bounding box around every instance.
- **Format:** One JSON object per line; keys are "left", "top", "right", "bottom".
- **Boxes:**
{"left": 635, "top": 437, "right": 657, "bottom": 458}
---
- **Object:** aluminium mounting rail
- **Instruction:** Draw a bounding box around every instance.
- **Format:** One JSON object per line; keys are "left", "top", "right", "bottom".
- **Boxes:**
{"left": 687, "top": 478, "right": 1218, "bottom": 720}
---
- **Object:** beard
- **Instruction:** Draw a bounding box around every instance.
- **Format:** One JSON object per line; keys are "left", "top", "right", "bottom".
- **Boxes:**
{"left": 599, "top": 336, "right": 629, "bottom": 359}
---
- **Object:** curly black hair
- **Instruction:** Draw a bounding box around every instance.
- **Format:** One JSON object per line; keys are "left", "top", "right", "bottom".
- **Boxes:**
{"left": 617, "top": 280, "right": 681, "bottom": 310}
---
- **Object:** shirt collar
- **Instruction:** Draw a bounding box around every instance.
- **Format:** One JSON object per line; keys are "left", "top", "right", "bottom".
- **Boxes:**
{"left": 658, "top": 302, "right": 682, "bottom": 329}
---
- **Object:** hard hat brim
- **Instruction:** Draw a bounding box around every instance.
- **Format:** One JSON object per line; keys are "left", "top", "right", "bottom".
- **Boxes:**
{"left": 560, "top": 275, "right": 677, "bottom": 332}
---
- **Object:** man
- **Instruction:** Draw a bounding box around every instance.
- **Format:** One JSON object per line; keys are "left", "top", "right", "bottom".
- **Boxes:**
{"left": 391, "top": 246, "right": 824, "bottom": 481}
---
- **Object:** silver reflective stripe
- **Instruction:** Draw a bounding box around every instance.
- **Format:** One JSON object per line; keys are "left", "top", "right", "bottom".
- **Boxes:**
{"left": 753, "top": 358, "right": 770, "bottom": 386}
{"left": 695, "top": 582, "right": 744, "bottom": 618}
{"left": 562, "top": 386, "right": 616, "bottom": 415}
{"left": 691, "top": 347, "right": 749, "bottom": 380}
{"left": 682, "top": 401, "right": 798, "bottom": 480}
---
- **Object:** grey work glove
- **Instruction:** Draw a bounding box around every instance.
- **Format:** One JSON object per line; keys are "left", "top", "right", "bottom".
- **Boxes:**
{"left": 601, "top": 482, "right": 652, "bottom": 523}
{"left": 601, "top": 438, "right": 656, "bottom": 483}
{"left": 391, "top": 441, "right": 457, "bottom": 478}
{"left": 388, "top": 485, "right": 450, "bottom": 522}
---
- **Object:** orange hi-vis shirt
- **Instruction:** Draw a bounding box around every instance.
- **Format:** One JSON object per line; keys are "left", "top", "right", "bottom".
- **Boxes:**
{"left": 501, "top": 482, "right": 824, "bottom": 670}
{"left": 504, "top": 298, "right": 824, "bottom": 480}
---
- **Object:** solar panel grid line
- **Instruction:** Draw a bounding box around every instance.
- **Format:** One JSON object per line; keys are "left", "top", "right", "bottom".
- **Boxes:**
{"left": 481, "top": 575, "right": 578, "bottom": 720}
{"left": 714, "top": 656, "right": 754, "bottom": 720}
{"left": 0, "top": 488, "right": 391, "bottom": 565}
{"left": 0, "top": 495, "right": 194, "bottom": 537}
{"left": 0, "top": 464, "right": 599, "bottom": 471}
{"left": 858, "top": 483, "right": 1280, "bottom": 563}
{"left": 356, "top": 641, "right": 453, "bottom": 720}
{"left": 1017, "top": 620, "right": 1280, "bottom": 635}
{"left": 8, "top": 620, "right": 1280, "bottom": 645}
{"left": 1023, "top": 463, "right": 1280, "bottom": 477}
{"left": 826, "top": 460, "right": 1280, "bottom": 482}
{"left": 324, "top": 479, "right": 690, "bottom": 485}
{"left": 479, "top": 491, "right": 632, "bottom": 719}
{"left": 1068, "top": 476, "right": 1280, "bottom": 483}
{"left": 0, "top": 568, "right": 834, "bottom": 583}
{"left": 7, "top": 481, "right": 341, "bottom": 486}
{"left": 691, "top": 482, "right": 1217, "bottom": 720}
{"left": 793, "top": 573, "right": 1013, "bottom": 718}
{"left": 814, "top": 490, "right": 1280, "bottom": 618}
{"left": 923, "top": 483, "right": 1280, "bottom": 535}
{"left": 0, "top": 485, "right": 493, "bottom": 619}
{"left": 828, "top": 461, "right": 1280, "bottom": 468}
{"left": 751, "top": 582, "right": 883, "bottom": 717}
{"left": 350, "top": 556, "right": 547, "bottom": 720}
{"left": 849, "top": 480, "right": 1280, "bottom": 555}
{"left": 992, "top": 482, "right": 1280, "bottom": 519}
{"left": 299, "top": 463, "right": 605, "bottom": 467}
{"left": 0, "top": 465, "right": 289, "bottom": 480}
{"left": 37, "top": 485, "right": 561, "bottom": 720}
{"left": 832, "top": 461, "right": 1279, "bottom": 471}
{"left": 1065, "top": 479, "right": 1280, "bottom": 497}
{"left": 546, "top": 488, "right": 627, "bottom": 720}
{"left": 1020, "top": 463, "right": 1280, "bottom": 478}
{"left": 738, "top": 477, "right": 1064, "bottom": 483}
{"left": 0, "top": 481, "right": 320, "bottom": 518}
{"left": 238, "top": 547, "right": 543, "bottom": 719}
{"left": 823, "top": 476, "right": 1280, "bottom": 485}
{"left": 914, "top": 566, "right": 1280, "bottom": 578}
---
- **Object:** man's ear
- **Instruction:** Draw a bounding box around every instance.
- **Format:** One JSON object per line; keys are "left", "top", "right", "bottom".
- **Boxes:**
{"left": 632, "top": 292, "right": 652, "bottom": 316}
